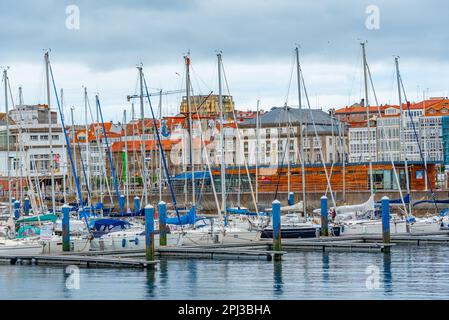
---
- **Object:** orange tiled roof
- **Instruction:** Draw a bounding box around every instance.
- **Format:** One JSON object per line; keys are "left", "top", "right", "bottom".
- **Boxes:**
{"left": 110, "top": 139, "right": 179, "bottom": 153}
{"left": 335, "top": 104, "right": 398, "bottom": 114}
{"left": 75, "top": 122, "right": 122, "bottom": 143}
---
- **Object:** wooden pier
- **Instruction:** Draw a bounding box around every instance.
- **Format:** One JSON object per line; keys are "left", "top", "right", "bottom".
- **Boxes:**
{"left": 2, "top": 231, "right": 449, "bottom": 269}
{"left": 0, "top": 254, "right": 158, "bottom": 268}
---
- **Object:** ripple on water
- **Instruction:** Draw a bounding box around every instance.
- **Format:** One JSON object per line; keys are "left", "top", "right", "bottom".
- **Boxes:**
{"left": 1, "top": 245, "right": 449, "bottom": 299}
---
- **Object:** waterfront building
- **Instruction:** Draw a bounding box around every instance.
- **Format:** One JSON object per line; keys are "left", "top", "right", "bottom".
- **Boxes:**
{"left": 237, "top": 106, "right": 347, "bottom": 166}
{"left": 338, "top": 98, "right": 449, "bottom": 165}
{"left": 180, "top": 94, "right": 235, "bottom": 116}
{"left": 0, "top": 104, "right": 67, "bottom": 196}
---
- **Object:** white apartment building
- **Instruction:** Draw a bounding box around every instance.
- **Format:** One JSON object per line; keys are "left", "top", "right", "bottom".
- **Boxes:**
{"left": 348, "top": 125, "right": 377, "bottom": 163}
{"left": 0, "top": 104, "right": 68, "bottom": 193}
{"left": 347, "top": 99, "right": 449, "bottom": 164}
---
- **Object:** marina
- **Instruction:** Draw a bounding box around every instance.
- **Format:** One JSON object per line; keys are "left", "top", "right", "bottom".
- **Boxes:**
{"left": 2, "top": 0, "right": 449, "bottom": 306}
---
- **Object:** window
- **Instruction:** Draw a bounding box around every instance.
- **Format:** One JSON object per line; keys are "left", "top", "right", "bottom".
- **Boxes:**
{"left": 30, "top": 135, "right": 38, "bottom": 141}
{"left": 52, "top": 135, "right": 59, "bottom": 141}
{"left": 40, "top": 135, "right": 48, "bottom": 141}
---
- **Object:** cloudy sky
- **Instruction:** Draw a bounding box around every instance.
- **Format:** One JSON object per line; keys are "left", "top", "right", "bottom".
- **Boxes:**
{"left": 1, "top": 0, "right": 449, "bottom": 123}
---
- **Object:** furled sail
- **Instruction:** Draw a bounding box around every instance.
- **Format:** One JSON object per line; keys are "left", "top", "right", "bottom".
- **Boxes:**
{"left": 281, "top": 201, "right": 304, "bottom": 213}
{"left": 335, "top": 195, "right": 375, "bottom": 216}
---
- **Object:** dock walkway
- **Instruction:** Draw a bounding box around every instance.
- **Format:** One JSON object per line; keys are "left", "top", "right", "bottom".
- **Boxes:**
{"left": 0, "top": 254, "right": 158, "bottom": 268}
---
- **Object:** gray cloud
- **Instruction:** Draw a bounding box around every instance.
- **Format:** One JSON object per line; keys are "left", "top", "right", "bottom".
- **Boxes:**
{"left": 1, "top": 0, "right": 449, "bottom": 122}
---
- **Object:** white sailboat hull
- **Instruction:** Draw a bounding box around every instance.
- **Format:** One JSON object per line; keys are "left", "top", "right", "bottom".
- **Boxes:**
{"left": 0, "top": 240, "right": 44, "bottom": 255}
{"left": 41, "top": 237, "right": 91, "bottom": 254}
{"left": 91, "top": 231, "right": 180, "bottom": 251}
{"left": 340, "top": 219, "right": 440, "bottom": 235}
{"left": 176, "top": 230, "right": 260, "bottom": 246}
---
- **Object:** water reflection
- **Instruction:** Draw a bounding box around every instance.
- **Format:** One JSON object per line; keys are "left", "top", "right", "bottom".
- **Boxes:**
{"left": 273, "top": 261, "right": 283, "bottom": 296}
{"left": 187, "top": 259, "right": 198, "bottom": 295}
{"left": 146, "top": 266, "right": 157, "bottom": 298}
{"left": 159, "top": 258, "right": 168, "bottom": 287}
{"left": 383, "top": 253, "right": 392, "bottom": 294}
{"left": 322, "top": 252, "right": 330, "bottom": 285}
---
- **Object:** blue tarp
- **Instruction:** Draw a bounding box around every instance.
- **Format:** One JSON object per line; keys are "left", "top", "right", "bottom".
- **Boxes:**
{"left": 376, "top": 194, "right": 411, "bottom": 205}
{"left": 166, "top": 207, "right": 196, "bottom": 225}
{"left": 227, "top": 207, "right": 259, "bottom": 216}
{"left": 172, "top": 171, "right": 211, "bottom": 180}
{"left": 93, "top": 219, "right": 130, "bottom": 231}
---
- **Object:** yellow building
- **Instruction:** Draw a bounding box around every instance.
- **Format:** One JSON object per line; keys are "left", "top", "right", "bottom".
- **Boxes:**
{"left": 180, "top": 94, "right": 235, "bottom": 115}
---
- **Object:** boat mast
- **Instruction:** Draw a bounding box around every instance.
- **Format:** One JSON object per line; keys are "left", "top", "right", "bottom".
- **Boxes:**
{"left": 45, "top": 52, "right": 56, "bottom": 214}
{"left": 255, "top": 99, "right": 260, "bottom": 204}
{"left": 217, "top": 52, "right": 226, "bottom": 217}
{"left": 137, "top": 66, "right": 148, "bottom": 206}
{"left": 285, "top": 103, "right": 291, "bottom": 195}
{"left": 17, "top": 86, "right": 24, "bottom": 201}
{"left": 71, "top": 106, "right": 77, "bottom": 204}
{"left": 83, "top": 87, "right": 90, "bottom": 207}
{"left": 185, "top": 55, "right": 195, "bottom": 206}
{"left": 96, "top": 97, "right": 103, "bottom": 205}
{"left": 340, "top": 121, "right": 346, "bottom": 202}
{"left": 361, "top": 42, "right": 374, "bottom": 197}
{"left": 423, "top": 95, "right": 428, "bottom": 191}
{"left": 395, "top": 57, "right": 411, "bottom": 216}
{"left": 296, "top": 46, "right": 307, "bottom": 216}
{"left": 158, "top": 90, "right": 163, "bottom": 203}
{"left": 3, "top": 69, "right": 12, "bottom": 217}
{"left": 61, "top": 88, "right": 66, "bottom": 204}
{"left": 124, "top": 109, "right": 129, "bottom": 210}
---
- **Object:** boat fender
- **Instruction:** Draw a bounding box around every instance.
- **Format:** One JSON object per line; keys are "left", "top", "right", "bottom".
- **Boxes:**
{"left": 135, "top": 237, "right": 139, "bottom": 246}
{"left": 122, "top": 238, "right": 127, "bottom": 248}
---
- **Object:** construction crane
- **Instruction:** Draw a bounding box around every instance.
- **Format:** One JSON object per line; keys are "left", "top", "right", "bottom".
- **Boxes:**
{"left": 126, "top": 89, "right": 185, "bottom": 101}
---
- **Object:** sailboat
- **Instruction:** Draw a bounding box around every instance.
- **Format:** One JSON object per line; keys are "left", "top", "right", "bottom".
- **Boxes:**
{"left": 167, "top": 52, "right": 261, "bottom": 245}
{"left": 0, "top": 68, "right": 45, "bottom": 254}
{"left": 333, "top": 49, "right": 440, "bottom": 235}
{"left": 260, "top": 47, "right": 333, "bottom": 239}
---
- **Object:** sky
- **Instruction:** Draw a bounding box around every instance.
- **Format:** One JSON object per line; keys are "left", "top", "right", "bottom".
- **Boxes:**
{"left": 1, "top": 0, "right": 449, "bottom": 124}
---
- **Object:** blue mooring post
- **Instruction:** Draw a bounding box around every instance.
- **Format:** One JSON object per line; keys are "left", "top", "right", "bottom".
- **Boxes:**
{"left": 381, "top": 196, "right": 391, "bottom": 253}
{"left": 134, "top": 196, "right": 141, "bottom": 215}
{"left": 288, "top": 192, "right": 294, "bottom": 206}
{"left": 321, "top": 195, "right": 329, "bottom": 237}
{"left": 119, "top": 195, "right": 125, "bottom": 216}
{"left": 13, "top": 200, "right": 20, "bottom": 220}
{"left": 62, "top": 204, "right": 71, "bottom": 252}
{"left": 158, "top": 201, "right": 167, "bottom": 246}
{"left": 272, "top": 199, "right": 282, "bottom": 261}
{"left": 145, "top": 205, "right": 155, "bottom": 261}
{"left": 24, "top": 197, "right": 30, "bottom": 216}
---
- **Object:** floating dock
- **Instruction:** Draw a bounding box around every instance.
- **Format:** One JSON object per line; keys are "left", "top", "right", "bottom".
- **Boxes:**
{"left": 0, "top": 254, "right": 158, "bottom": 268}
{"left": 2, "top": 231, "right": 449, "bottom": 269}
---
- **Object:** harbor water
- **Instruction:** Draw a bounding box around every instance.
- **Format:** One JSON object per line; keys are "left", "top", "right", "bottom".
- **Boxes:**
{"left": 1, "top": 245, "right": 448, "bottom": 300}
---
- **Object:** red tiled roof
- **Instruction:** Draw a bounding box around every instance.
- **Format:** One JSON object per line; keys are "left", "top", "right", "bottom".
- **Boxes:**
{"left": 335, "top": 104, "right": 398, "bottom": 114}
{"left": 110, "top": 139, "right": 179, "bottom": 153}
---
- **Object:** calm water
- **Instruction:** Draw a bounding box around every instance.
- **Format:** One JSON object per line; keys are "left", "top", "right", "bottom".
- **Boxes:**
{"left": 1, "top": 245, "right": 448, "bottom": 299}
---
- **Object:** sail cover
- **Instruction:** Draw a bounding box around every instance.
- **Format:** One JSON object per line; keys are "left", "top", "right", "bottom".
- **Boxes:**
{"left": 335, "top": 195, "right": 375, "bottom": 216}
{"left": 281, "top": 201, "right": 304, "bottom": 212}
